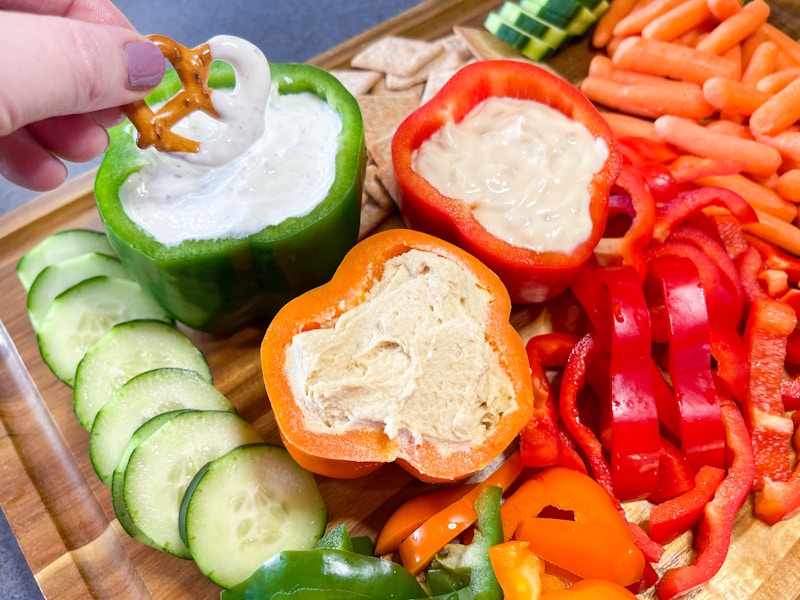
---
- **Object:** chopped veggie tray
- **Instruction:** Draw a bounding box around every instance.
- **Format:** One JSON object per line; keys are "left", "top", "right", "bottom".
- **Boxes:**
{"left": 2, "top": 0, "right": 800, "bottom": 598}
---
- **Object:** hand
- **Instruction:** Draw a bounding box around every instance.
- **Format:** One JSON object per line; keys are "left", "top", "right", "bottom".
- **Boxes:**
{"left": 0, "top": 1, "right": 165, "bottom": 191}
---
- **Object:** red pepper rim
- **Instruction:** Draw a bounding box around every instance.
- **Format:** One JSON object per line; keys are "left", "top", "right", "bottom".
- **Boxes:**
{"left": 391, "top": 60, "right": 622, "bottom": 274}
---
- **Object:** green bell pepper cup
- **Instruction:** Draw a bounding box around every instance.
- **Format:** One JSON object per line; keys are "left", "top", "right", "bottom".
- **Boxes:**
{"left": 95, "top": 61, "right": 366, "bottom": 333}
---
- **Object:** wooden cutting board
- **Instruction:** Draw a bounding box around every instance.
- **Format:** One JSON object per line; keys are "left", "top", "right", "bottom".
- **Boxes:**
{"left": 2, "top": 1, "right": 800, "bottom": 598}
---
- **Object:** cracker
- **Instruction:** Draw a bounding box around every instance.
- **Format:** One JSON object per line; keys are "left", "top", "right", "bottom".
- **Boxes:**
{"left": 385, "top": 48, "right": 469, "bottom": 91}
{"left": 364, "top": 163, "right": 395, "bottom": 210}
{"left": 351, "top": 36, "right": 445, "bottom": 77}
{"left": 420, "top": 66, "right": 461, "bottom": 106}
{"left": 356, "top": 95, "right": 419, "bottom": 149}
{"left": 329, "top": 69, "right": 383, "bottom": 96}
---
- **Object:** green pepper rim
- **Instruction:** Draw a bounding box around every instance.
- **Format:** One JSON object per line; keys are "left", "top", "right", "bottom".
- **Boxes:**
{"left": 95, "top": 60, "right": 365, "bottom": 261}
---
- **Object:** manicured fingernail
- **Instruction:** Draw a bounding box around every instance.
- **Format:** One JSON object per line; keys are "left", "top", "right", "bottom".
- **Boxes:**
{"left": 125, "top": 42, "right": 165, "bottom": 89}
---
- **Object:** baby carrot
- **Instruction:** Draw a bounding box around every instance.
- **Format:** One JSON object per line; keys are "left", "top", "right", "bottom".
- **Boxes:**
{"left": 600, "top": 111, "right": 658, "bottom": 139}
{"left": 741, "top": 40, "right": 778, "bottom": 85}
{"left": 742, "top": 209, "right": 800, "bottom": 256}
{"left": 612, "top": 0, "right": 685, "bottom": 37}
{"left": 707, "top": 0, "right": 742, "bottom": 22}
{"left": 695, "top": 0, "right": 771, "bottom": 55}
{"left": 756, "top": 68, "right": 800, "bottom": 94}
{"left": 777, "top": 170, "right": 800, "bottom": 203}
{"left": 762, "top": 23, "right": 800, "bottom": 66}
{"left": 695, "top": 173, "right": 797, "bottom": 222}
{"left": 580, "top": 77, "right": 661, "bottom": 118}
{"left": 612, "top": 35, "right": 740, "bottom": 84}
{"left": 623, "top": 81, "right": 715, "bottom": 119}
{"left": 668, "top": 155, "right": 746, "bottom": 184}
{"left": 641, "top": 0, "right": 712, "bottom": 42}
{"left": 753, "top": 129, "right": 800, "bottom": 165}
{"left": 704, "top": 119, "right": 753, "bottom": 139}
{"left": 741, "top": 26, "right": 769, "bottom": 68}
{"left": 749, "top": 77, "right": 800, "bottom": 136}
{"left": 589, "top": 54, "right": 677, "bottom": 86}
{"left": 702, "top": 77, "right": 772, "bottom": 115}
{"left": 654, "top": 115, "right": 782, "bottom": 177}
{"left": 594, "top": 0, "right": 641, "bottom": 48}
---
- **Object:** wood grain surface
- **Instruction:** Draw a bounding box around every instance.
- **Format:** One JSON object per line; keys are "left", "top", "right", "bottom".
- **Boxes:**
{"left": 1, "top": 1, "right": 800, "bottom": 598}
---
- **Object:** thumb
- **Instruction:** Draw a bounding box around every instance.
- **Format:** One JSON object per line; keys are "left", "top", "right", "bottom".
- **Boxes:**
{"left": 0, "top": 11, "right": 165, "bottom": 136}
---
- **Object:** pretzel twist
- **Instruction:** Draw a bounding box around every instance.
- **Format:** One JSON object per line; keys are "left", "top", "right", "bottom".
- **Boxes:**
{"left": 123, "top": 34, "right": 218, "bottom": 154}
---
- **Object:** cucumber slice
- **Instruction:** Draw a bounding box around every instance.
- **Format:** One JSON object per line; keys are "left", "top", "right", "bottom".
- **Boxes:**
{"left": 37, "top": 276, "right": 172, "bottom": 386}
{"left": 74, "top": 319, "right": 210, "bottom": 430}
{"left": 180, "top": 444, "right": 327, "bottom": 588}
{"left": 17, "top": 229, "right": 116, "bottom": 292}
{"left": 497, "top": 3, "right": 569, "bottom": 50}
{"left": 520, "top": 0, "right": 598, "bottom": 35}
{"left": 27, "top": 253, "right": 131, "bottom": 332}
{"left": 484, "top": 12, "right": 554, "bottom": 61}
{"left": 90, "top": 368, "right": 233, "bottom": 486}
{"left": 112, "top": 410, "right": 190, "bottom": 544}
{"left": 122, "top": 410, "right": 263, "bottom": 558}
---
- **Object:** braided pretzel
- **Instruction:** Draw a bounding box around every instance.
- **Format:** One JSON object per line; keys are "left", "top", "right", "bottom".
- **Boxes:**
{"left": 123, "top": 35, "right": 218, "bottom": 154}
{"left": 123, "top": 34, "right": 272, "bottom": 168}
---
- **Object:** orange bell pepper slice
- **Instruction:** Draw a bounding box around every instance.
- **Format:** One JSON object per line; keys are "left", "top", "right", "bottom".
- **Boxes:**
{"left": 541, "top": 579, "right": 639, "bottom": 599}
{"left": 488, "top": 540, "right": 567, "bottom": 600}
{"left": 514, "top": 517, "right": 645, "bottom": 588}
{"left": 500, "top": 466, "right": 632, "bottom": 542}
{"left": 396, "top": 450, "right": 523, "bottom": 575}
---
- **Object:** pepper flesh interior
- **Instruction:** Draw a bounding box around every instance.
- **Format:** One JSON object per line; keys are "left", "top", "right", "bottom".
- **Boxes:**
{"left": 284, "top": 248, "right": 517, "bottom": 456}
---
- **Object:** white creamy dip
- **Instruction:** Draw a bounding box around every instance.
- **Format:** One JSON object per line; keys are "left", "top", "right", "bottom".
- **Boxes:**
{"left": 412, "top": 96, "right": 609, "bottom": 253}
{"left": 284, "top": 249, "right": 517, "bottom": 455}
{"left": 119, "top": 85, "right": 342, "bottom": 246}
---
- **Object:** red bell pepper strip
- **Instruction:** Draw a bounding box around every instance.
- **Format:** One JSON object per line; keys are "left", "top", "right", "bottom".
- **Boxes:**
{"left": 706, "top": 212, "right": 750, "bottom": 260}
{"left": 391, "top": 59, "right": 622, "bottom": 304}
{"left": 594, "top": 165, "right": 656, "bottom": 281}
{"left": 557, "top": 332, "right": 665, "bottom": 565}
{"left": 648, "top": 464, "right": 726, "bottom": 545}
{"left": 652, "top": 186, "right": 757, "bottom": 243}
{"left": 737, "top": 245, "right": 770, "bottom": 305}
{"left": 754, "top": 414, "right": 800, "bottom": 524}
{"left": 520, "top": 333, "right": 586, "bottom": 472}
{"left": 655, "top": 390, "right": 755, "bottom": 600}
{"left": 596, "top": 266, "right": 661, "bottom": 500}
{"left": 648, "top": 438, "right": 696, "bottom": 505}
{"left": 647, "top": 255, "right": 726, "bottom": 471}
{"left": 744, "top": 233, "right": 800, "bottom": 284}
{"left": 617, "top": 136, "right": 680, "bottom": 165}
{"left": 743, "top": 296, "right": 796, "bottom": 490}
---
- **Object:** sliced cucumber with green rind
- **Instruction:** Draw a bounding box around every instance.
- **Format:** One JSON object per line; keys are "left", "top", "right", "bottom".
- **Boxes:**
{"left": 484, "top": 12, "right": 554, "bottom": 61}
{"left": 17, "top": 229, "right": 116, "bottom": 292}
{"left": 112, "top": 410, "right": 191, "bottom": 544}
{"left": 179, "top": 443, "right": 327, "bottom": 588}
{"left": 73, "top": 319, "right": 210, "bottom": 430}
{"left": 497, "top": 3, "right": 569, "bottom": 49}
{"left": 122, "top": 410, "right": 263, "bottom": 558}
{"left": 37, "top": 276, "right": 172, "bottom": 387}
{"left": 27, "top": 252, "right": 131, "bottom": 332}
{"left": 90, "top": 367, "right": 233, "bottom": 486}
{"left": 519, "top": 0, "right": 598, "bottom": 35}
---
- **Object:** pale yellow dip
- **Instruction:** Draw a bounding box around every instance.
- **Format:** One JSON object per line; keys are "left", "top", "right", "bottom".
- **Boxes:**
{"left": 284, "top": 248, "right": 517, "bottom": 455}
{"left": 412, "top": 96, "right": 609, "bottom": 253}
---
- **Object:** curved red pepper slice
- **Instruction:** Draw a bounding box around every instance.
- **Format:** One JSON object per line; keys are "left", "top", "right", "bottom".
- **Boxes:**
{"left": 647, "top": 255, "right": 726, "bottom": 471}
{"left": 594, "top": 165, "right": 656, "bottom": 281}
{"left": 648, "top": 438, "right": 695, "bottom": 505}
{"left": 520, "top": 333, "right": 586, "bottom": 472}
{"left": 597, "top": 266, "right": 661, "bottom": 500}
{"left": 653, "top": 186, "right": 757, "bottom": 243}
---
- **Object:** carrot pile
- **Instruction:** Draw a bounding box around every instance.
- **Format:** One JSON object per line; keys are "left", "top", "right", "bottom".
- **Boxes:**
{"left": 585, "top": 0, "right": 800, "bottom": 258}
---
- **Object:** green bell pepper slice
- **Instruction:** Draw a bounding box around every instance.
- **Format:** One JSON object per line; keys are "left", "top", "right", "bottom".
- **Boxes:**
{"left": 95, "top": 61, "right": 366, "bottom": 333}
{"left": 220, "top": 547, "right": 427, "bottom": 599}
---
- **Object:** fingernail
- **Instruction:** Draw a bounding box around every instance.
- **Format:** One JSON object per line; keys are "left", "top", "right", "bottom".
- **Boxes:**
{"left": 125, "top": 42, "right": 165, "bottom": 89}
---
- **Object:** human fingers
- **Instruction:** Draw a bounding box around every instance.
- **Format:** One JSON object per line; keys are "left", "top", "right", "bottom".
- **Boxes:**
{"left": 0, "top": 128, "right": 68, "bottom": 191}
{"left": 0, "top": 0, "right": 133, "bottom": 28}
{"left": 0, "top": 11, "right": 165, "bottom": 136}
{"left": 89, "top": 107, "right": 127, "bottom": 129}
{"left": 27, "top": 114, "right": 110, "bottom": 163}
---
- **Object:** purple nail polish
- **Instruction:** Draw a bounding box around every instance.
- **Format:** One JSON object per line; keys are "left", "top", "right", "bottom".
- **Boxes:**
{"left": 125, "top": 42, "right": 165, "bottom": 89}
